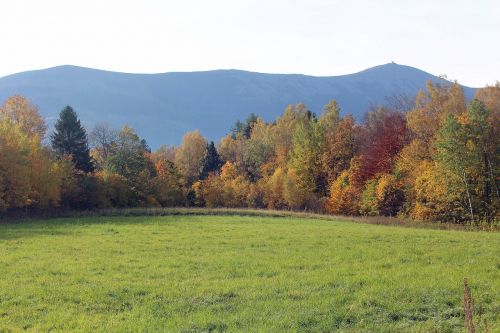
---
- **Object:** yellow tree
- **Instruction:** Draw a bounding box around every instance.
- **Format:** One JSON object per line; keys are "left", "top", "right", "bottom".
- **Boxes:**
{"left": 220, "top": 162, "right": 250, "bottom": 207}
{"left": 397, "top": 81, "right": 467, "bottom": 217}
{"left": 326, "top": 157, "right": 363, "bottom": 215}
{"left": 321, "top": 115, "right": 358, "bottom": 186}
{"left": 475, "top": 82, "right": 500, "bottom": 135}
{"left": 196, "top": 162, "right": 251, "bottom": 208}
{"left": 152, "top": 155, "right": 185, "bottom": 207}
{"left": 0, "top": 118, "right": 31, "bottom": 211}
{"left": 359, "top": 173, "right": 404, "bottom": 216}
{"left": 263, "top": 167, "right": 288, "bottom": 210}
{"left": 0, "top": 95, "right": 47, "bottom": 139}
{"left": 288, "top": 113, "right": 324, "bottom": 195}
{"left": 197, "top": 174, "right": 223, "bottom": 208}
{"left": 407, "top": 81, "right": 466, "bottom": 152}
{"left": 272, "top": 104, "right": 310, "bottom": 168}
{"left": 174, "top": 130, "right": 207, "bottom": 183}
{"left": 413, "top": 161, "right": 462, "bottom": 221}
{"left": 0, "top": 114, "right": 63, "bottom": 212}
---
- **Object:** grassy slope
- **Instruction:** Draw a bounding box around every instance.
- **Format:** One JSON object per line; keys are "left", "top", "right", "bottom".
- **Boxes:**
{"left": 0, "top": 215, "right": 498, "bottom": 332}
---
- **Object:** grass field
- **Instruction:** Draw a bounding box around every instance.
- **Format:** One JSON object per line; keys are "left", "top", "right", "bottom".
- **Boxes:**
{"left": 0, "top": 215, "right": 499, "bottom": 332}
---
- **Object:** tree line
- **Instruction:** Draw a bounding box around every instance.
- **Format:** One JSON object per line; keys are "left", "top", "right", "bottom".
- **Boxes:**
{"left": 0, "top": 81, "right": 498, "bottom": 223}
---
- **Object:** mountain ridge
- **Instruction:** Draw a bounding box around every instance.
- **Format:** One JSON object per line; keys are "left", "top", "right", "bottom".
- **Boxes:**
{"left": 0, "top": 63, "right": 476, "bottom": 147}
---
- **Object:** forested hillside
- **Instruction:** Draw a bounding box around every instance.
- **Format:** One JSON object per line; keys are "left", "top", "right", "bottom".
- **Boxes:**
{"left": 0, "top": 81, "right": 498, "bottom": 223}
{"left": 0, "top": 63, "right": 475, "bottom": 147}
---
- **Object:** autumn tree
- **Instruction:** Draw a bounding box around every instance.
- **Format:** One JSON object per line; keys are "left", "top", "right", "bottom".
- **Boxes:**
{"left": 197, "top": 162, "right": 251, "bottom": 208}
{"left": 360, "top": 173, "right": 404, "bottom": 216}
{"left": 152, "top": 156, "right": 185, "bottom": 207}
{"left": 412, "top": 161, "right": 461, "bottom": 221}
{"left": 272, "top": 104, "right": 311, "bottom": 168}
{"left": 175, "top": 130, "right": 207, "bottom": 183}
{"left": 358, "top": 107, "right": 408, "bottom": 182}
{"left": 0, "top": 100, "right": 63, "bottom": 212}
{"left": 0, "top": 117, "right": 34, "bottom": 211}
{"left": 407, "top": 81, "right": 466, "bottom": 154}
{"left": 434, "top": 100, "right": 498, "bottom": 222}
{"left": 288, "top": 111, "right": 325, "bottom": 195}
{"left": 326, "top": 157, "right": 363, "bottom": 215}
{"left": 0, "top": 95, "right": 47, "bottom": 138}
{"left": 195, "top": 174, "right": 222, "bottom": 208}
{"left": 218, "top": 134, "right": 245, "bottom": 166}
{"left": 474, "top": 83, "right": 500, "bottom": 201}
{"left": 219, "top": 162, "right": 251, "bottom": 207}
{"left": 394, "top": 82, "right": 465, "bottom": 217}
{"left": 262, "top": 167, "right": 288, "bottom": 210}
{"left": 262, "top": 167, "right": 307, "bottom": 210}
{"left": 318, "top": 100, "right": 341, "bottom": 138}
{"left": 321, "top": 114, "right": 359, "bottom": 186}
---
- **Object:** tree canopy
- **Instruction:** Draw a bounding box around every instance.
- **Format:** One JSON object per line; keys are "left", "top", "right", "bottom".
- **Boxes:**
{"left": 1, "top": 83, "right": 498, "bottom": 224}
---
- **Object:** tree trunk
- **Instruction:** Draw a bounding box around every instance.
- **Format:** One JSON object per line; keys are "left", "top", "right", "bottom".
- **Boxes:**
{"left": 487, "top": 156, "right": 499, "bottom": 198}
{"left": 462, "top": 170, "right": 474, "bottom": 222}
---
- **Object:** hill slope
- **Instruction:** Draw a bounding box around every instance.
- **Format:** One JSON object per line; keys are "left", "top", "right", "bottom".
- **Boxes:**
{"left": 0, "top": 63, "right": 475, "bottom": 147}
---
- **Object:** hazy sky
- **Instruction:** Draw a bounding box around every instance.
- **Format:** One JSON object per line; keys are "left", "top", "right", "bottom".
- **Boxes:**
{"left": 1, "top": 0, "right": 498, "bottom": 86}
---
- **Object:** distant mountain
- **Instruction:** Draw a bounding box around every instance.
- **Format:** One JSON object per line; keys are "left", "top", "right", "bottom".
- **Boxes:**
{"left": 0, "top": 63, "right": 475, "bottom": 148}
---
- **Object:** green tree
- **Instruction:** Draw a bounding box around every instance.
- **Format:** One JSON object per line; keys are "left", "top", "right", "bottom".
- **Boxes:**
{"left": 434, "top": 113, "right": 474, "bottom": 221}
{"left": 107, "top": 126, "right": 156, "bottom": 206}
{"left": 464, "top": 100, "right": 498, "bottom": 221}
{"left": 231, "top": 113, "right": 259, "bottom": 139}
{"left": 288, "top": 113, "right": 325, "bottom": 195}
{"left": 318, "top": 100, "right": 341, "bottom": 137}
{"left": 434, "top": 100, "right": 499, "bottom": 222}
{"left": 51, "top": 106, "right": 94, "bottom": 172}
{"left": 108, "top": 126, "right": 152, "bottom": 178}
{"left": 243, "top": 118, "right": 275, "bottom": 180}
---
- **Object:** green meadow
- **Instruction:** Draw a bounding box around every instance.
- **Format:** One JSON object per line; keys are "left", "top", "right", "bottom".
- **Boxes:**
{"left": 0, "top": 215, "right": 498, "bottom": 332}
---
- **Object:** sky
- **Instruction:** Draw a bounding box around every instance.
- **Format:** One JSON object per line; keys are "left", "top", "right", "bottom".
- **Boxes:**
{"left": 0, "top": 0, "right": 499, "bottom": 87}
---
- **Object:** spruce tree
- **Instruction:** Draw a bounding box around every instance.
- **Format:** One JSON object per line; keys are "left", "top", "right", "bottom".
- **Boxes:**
{"left": 51, "top": 106, "right": 94, "bottom": 172}
{"left": 199, "top": 141, "right": 222, "bottom": 179}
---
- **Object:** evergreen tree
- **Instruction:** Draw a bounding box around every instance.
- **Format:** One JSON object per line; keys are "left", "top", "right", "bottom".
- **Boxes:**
{"left": 199, "top": 141, "right": 222, "bottom": 179}
{"left": 51, "top": 106, "right": 94, "bottom": 172}
{"left": 231, "top": 113, "right": 259, "bottom": 139}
